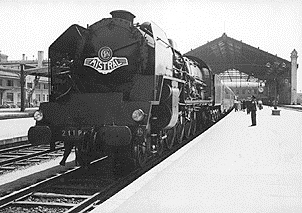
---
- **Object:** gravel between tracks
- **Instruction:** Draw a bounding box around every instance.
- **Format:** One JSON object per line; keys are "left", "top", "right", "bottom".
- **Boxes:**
{"left": 0, "top": 206, "right": 69, "bottom": 213}
{"left": 24, "top": 196, "right": 85, "bottom": 204}
{"left": 0, "top": 150, "right": 64, "bottom": 176}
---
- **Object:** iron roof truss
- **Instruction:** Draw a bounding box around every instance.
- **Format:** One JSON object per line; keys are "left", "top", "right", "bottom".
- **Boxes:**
{"left": 186, "top": 33, "right": 291, "bottom": 81}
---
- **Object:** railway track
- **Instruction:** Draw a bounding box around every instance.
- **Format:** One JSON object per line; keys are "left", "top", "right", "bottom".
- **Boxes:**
{"left": 0, "top": 113, "right": 227, "bottom": 213}
{"left": 278, "top": 105, "right": 302, "bottom": 112}
{"left": 0, "top": 156, "right": 119, "bottom": 213}
{"left": 0, "top": 129, "right": 200, "bottom": 213}
{"left": 0, "top": 142, "right": 64, "bottom": 174}
{"left": 0, "top": 149, "right": 176, "bottom": 213}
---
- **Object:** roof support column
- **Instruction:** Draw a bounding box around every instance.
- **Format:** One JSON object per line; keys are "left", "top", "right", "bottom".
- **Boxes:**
{"left": 290, "top": 49, "right": 298, "bottom": 104}
{"left": 20, "top": 63, "right": 25, "bottom": 112}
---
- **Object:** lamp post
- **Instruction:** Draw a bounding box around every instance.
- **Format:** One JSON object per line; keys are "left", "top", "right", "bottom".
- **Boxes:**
{"left": 265, "top": 61, "right": 286, "bottom": 114}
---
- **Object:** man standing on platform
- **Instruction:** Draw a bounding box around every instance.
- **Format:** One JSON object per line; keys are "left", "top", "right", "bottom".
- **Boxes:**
{"left": 250, "top": 95, "right": 257, "bottom": 126}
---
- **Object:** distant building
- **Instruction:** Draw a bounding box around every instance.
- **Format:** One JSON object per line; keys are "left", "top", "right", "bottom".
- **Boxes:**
{"left": 0, "top": 52, "right": 49, "bottom": 108}
{"left": 0, "top": 53, "right": 8, "bottom": 62}
{"left": 0, "top": 71, "right": 49, "bottom": 107}
{"left": 297, "top": 93, "right": 302, "bottom": 104}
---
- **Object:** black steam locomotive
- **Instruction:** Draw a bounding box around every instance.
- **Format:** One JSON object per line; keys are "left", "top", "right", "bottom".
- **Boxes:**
{"left": 28, "top": 10, "right": 235, "bottom": 167}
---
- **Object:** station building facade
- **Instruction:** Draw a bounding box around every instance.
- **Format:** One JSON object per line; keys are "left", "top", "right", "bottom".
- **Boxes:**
{"left": 0, "top": 53, "right": 8, "bottom": 62}
{"left": 0, "top": 52, "right": 49, "bottom": 108}
{"left": 0, "top": 71, "right": 49, "bottom": 107}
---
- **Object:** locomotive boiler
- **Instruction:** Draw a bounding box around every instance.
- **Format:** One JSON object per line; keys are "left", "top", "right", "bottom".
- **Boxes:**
{"left": 28, "top": 10, "right": 235, "bottom": 167}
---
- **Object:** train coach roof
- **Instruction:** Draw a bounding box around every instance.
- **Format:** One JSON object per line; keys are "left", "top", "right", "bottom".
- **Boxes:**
{"left": 186, "top": 33, "right": 291, "bottom": 81}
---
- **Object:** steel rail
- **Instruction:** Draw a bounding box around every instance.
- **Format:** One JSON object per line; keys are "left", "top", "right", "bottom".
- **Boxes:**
{"left": 0, "top": 143, "right": 32, "bottom": 154}
{"left": 0, "top": 112, "right": 228, "bottom": 212}
{"left": 0, "top": 145, "right": 64, "bottom": 167}
{"left": 65, "top": 134, "right": 199, "bottom": 213}
{"left": 0, "top": 156, "right": 108, "bottom": 210}
{"left": 68, "top": 117, "right": 226, "bottom": 212}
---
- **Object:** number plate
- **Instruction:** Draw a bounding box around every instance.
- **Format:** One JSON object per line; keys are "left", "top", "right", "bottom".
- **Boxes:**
{"left": 61, "top": 128, "right": 87, "bottom": 138}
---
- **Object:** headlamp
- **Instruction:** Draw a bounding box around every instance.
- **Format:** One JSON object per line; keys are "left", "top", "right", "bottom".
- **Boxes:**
{"left": 33, "top": 110, "right": 43, "bottom": 121}
{"left": 132, "top": 109, "right": 145, "bottom": 122}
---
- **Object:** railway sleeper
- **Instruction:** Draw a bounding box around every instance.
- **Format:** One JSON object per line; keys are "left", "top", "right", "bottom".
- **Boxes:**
{"left": 30, "top": 148, "right": 49, "bottom": 151}
{"left": 27, "top": 159, "right": 42, "bottom": 162}
{"left": 46, "top": 153, "right": 63, "bottom": 156}
{"left": 0, "top": 156, "right": 14, "bottom": 159}
{"left": 0, "top": 166, "right": 15, "bottom": 170}
{"left": 48, "top": 185, "right": 100, "bottom": 191}
{"left": 0, "top": 144, "right": 32, "bottom": 154}
{"left": 2, "top": 153, "right": 28, "bottom": 156}
{"left": 13, "top": 162, "right": 29, "bottom": 165}
{"left": 11, "top": 200, "right": 76, "bottom": 208}
{"left": 67, "top": 178, "right": 109, "bottom": 184}
{"left": 30, "top": 156, "right": 51, "bottom": 159}
{"left": 0, "top": 154, "right": 26, "bottom": 157}
{"left": 15, "top": 150, "right": 42, "bottom": 153}
{"left": 32, "top": 192, "right": 90, "bottom": 199}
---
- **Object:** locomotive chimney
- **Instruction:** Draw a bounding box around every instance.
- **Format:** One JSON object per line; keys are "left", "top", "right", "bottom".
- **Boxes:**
{"left": 110, "top": 10, "right": 136, "bottom": 24}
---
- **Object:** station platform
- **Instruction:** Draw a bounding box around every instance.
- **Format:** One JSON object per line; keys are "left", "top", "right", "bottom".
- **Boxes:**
{"left": 280, "top": 104, "right": 302, "bottom": 111}
{"left": 0, "top": 107, "right": 37, "bottom": 120}
{"left": 0, "top": 107, "right": 36, "bottom": 147}
{"left": 0, "top": 117, "right": 35, "bottom": 147}
{"left": 92, "top": 106, "right": 302, "bottom": 213}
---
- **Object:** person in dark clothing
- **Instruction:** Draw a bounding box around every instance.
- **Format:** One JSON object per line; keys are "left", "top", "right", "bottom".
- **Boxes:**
{"left": 60, "top": 141, "right": 77, "bottom": 166}
{"left": 250, "top": 95, "right": 257, "bottom": 126}
{"left": 242, "top": 99, "right": 246, "bottom": 112}
{"left": 234, "top": 100, "right": 238, "bottom": 112}
{"left": 246, "top": 99, "right": 251, "bottom": 114}
{"left": 50, "top": 140, "right": 56, "bottom": 151}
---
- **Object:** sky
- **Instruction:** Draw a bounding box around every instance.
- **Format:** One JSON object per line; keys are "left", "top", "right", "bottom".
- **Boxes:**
{"left": 1, "top": 0, "right": 302, "bottom": 91}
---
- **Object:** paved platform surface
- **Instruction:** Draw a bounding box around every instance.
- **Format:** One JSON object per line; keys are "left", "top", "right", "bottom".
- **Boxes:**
{"left": 92, "top": 106, "right": 302, "bottom": 213}
{"left": 0, "top": 108, "right": 37, "bottom": 147}
{"left": 0, "top": 107, "right": 37, "bottom": 120}
{"left": 0, "top": 117, "right": 35, "bottom": 147}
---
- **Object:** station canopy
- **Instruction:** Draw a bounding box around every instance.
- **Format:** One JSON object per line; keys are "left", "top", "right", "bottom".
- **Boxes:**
{"left": 185, "top": 33, "right": 291, "bottom": 82}
{"left": 0, "top": 63, "right": 48, "bottom": 77}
